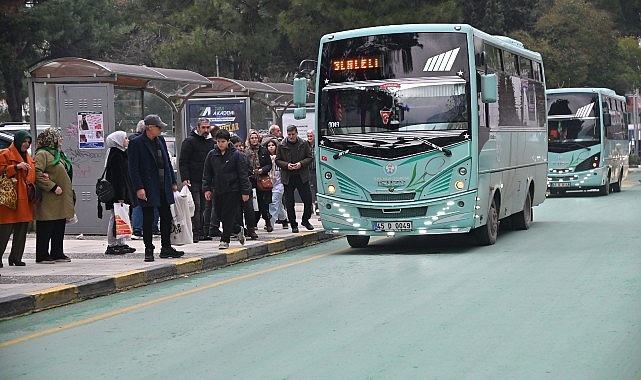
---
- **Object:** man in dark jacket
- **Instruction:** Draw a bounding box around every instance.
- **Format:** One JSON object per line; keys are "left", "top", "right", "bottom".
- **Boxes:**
{"left": 128, "top": 114, "right": 184, "bottom": 262}
{"left": 275, "top": 125, "right": 314, "bottom": 233}
{"left": 202, "top": 129, "right": 251, "bottom": 250}
{"left": 179, "top": 118, "right": 215, "bottom": 242}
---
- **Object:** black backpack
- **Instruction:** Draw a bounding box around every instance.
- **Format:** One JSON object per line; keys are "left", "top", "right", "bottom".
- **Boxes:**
{"left": 96, "top": 155, "right": 115, "bottom": 218}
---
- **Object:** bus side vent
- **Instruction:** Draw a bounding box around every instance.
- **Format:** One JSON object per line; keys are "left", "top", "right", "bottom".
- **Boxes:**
{"left": 358, "top": 207, "right": 428, "bottom": 219}
{"left": 370, "top": 193, "right": 416, "bottom": 202}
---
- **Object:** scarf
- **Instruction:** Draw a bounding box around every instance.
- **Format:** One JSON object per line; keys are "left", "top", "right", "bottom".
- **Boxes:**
{"left": 12, "top": 130, "right": 31, "bottom": 161}
{"left": 36, "top": 127, "right": 71, "bottom": 170}
{"left": 104, "top": 130, "right": 127, "bottom": 167}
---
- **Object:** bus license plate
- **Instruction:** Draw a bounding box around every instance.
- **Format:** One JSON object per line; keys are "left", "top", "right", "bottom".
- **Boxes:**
{"left": 550, "top": 182, "right": 571, "bottom": 187}
{"left": 374, "top": 221, "right": 412, "bottom": 232}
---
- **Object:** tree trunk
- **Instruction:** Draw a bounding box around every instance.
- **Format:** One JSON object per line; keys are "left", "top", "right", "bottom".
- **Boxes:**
{"left": 3, "top": 70, "right": 24, "bottom": 121}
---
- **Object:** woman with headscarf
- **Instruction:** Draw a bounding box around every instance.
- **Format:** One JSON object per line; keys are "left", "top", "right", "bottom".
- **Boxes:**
{"left": 33, "top": 128, "right": 75, "bottom": 264}
{"left": 0, "top": 131, "right": 36, "bottom": 267}
{"left": 245, "top": 130, "right": 272, "bottom": 235}
{"left": 104, "top": 131, "right": 137, "bottom": 255}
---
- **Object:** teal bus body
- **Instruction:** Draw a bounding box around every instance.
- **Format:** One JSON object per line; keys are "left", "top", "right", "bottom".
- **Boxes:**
{"left": 547, "top": 88, "right": 629, "bottom": 195}
{"left": 306, "top": 24, "right": 547, "bottom": 246}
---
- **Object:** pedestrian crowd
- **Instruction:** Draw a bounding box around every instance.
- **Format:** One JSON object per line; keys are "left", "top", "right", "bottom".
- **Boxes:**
{"left": 0, "top": 116, "right": 317, "bottom": 271}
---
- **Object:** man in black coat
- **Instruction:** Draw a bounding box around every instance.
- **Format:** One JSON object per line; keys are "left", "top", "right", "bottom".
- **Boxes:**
{"left": 179, "top": 118, "right": 215, "bottom": 242}
{"left": 128, "top": 114, "right": 185, "bottom": 262}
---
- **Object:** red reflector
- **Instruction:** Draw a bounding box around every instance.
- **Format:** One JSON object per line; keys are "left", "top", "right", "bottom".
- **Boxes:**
{"left": 321, "top": 155, "right": 328, "bottom": 161}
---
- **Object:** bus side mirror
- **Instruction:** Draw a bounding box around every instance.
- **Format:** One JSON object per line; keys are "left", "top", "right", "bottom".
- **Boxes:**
{"left": 293, "top": 77, "right": 307, "bottom": 106}
{"left": 294, "top": 107, "right": 307, "bottom": 120}
{"left": 480, "top": 74, "right": 497, "bottom": 103}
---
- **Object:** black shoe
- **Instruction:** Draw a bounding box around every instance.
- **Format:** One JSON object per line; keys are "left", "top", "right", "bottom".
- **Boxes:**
{"left": 282, "top": 220, "right": 289, "bottom": 229}
{"left": 52, "top": 255, "right": 71, "bottom": 262}
{"left": 247, "top": 229, "right": 259, "bottom": 240}
{"left": 8, "top": 259, "right": 26, "bottom": 266}
{"left": 159, "top": 247, "right": 185, "bottom": 258}
{"left": 210, "top": 228, "right": 222, "bottom": 237}
{"left": 117, "top": 244, "right": 136, "bottom": 253}
{"left": 200, "top": 235, "right": 213, "bottom": 241}
{"left": 105, "top": 246, "right": 126, "bottom": 255}
{"left": 301, "top": 221, "right": 314, "bottom": 230}
{"left": 144, "top": 249, "right": 154, "bottom": 262}
{"left": 292, "top": 226, "right": 299, "bottom": 233}
{"left": 274, "top": 219, "right": 284, "bottom": 225}
{"left": 193, "top": 236, "right": 200, "bottom": 243}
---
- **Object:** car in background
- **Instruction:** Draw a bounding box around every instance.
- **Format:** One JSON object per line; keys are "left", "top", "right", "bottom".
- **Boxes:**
{"left": 0, "top": 131, "right": 13, "bottom": 149}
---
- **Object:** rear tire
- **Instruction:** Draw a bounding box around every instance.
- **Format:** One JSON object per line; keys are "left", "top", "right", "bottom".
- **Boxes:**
{"left": 512, "top": 190, "right": 533, "bottom": 230}
{"left": 611, "top": 170, "right": 623, "bottom": 193}
{"left": 599, "top": 176, "right": 611, "bottom": 196}
{"left": 474, "top": 197, "right": 498, "bottom": 245}
{"left": 347, "top": 235, "right": 370, "bottom": 248}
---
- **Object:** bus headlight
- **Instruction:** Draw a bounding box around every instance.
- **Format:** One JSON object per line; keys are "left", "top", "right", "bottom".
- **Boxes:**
{"left": 327, "top": 184, "right": 337, "bottom": 194}
{"left": 455, "top": 180, "right": 465, "bottom": 190}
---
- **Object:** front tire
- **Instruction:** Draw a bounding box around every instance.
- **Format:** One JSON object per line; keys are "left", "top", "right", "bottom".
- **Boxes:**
{"left": 347, "top": 235, "right": 370, "bottom": 248}
{"left": 474, "top": 197, "right": 498, "bottom": 245}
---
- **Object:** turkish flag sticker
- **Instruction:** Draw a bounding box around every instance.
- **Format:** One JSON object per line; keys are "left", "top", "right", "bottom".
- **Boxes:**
{"left": 380, "top": 110, "right": 391, "bottom": 125}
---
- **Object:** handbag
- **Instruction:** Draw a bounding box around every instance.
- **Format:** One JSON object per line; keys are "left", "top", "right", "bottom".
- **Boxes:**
{"left": 256, "top": 174, "right": 273, "bottom": 191}
{"left": 96, "top": 166, "right": 115, "bottom": 203}
{"left": 27, "top": 183, "right": 42, "bottom": 204}
{"left": 0, "top": 170, "right": 17, "bottom": 210}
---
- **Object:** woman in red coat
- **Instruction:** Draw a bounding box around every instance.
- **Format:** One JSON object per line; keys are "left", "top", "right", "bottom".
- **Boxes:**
{"left": 0, "top": 131, "right": 36, "bottom": 267}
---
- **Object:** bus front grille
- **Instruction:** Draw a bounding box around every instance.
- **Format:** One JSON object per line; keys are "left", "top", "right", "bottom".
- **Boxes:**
{"left": 358, "top": 207, "right": 428, "bottom": 219}
{"left": 370, "top": 193, "right": 416, "bottom": 202}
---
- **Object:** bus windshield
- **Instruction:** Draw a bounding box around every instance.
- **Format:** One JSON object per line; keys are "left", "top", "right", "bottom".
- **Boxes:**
{"left": 547, "top": 93, "right": 600, "bottom": 144}
{"left": 320, "top": 78, "right": 468, "bottom": 136}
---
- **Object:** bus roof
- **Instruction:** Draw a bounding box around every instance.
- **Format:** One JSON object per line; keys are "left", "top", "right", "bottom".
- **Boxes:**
{"left": 320, "top": 24, "right": 542, "bottom": 61}
{"left": 547, "top": 87, "right": 625, "bottom": 100}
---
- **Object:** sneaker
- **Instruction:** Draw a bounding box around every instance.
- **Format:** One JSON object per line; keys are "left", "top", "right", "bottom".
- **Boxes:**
{"left": 219, "top": 241, "right": 229, "bottom": 250}
{"left": 105, "top": 246, "right": 126, "bottom": 255}
{"left": 116, "top": 244, "right": 136, "bottom": 254}
{"left": 131, "top": 232, "right": 143, "bottom": 240}
{"left": 53, "top": 255, "right": 71, "bottom": 262}
{"left": 301, "top": 221, "right": 314, "bottom": 230}
{"left": 159, "top": 247, "right": 185, "bottom": 258}
{"left": 238, "top": 227, "right": 245, "bottom": 245}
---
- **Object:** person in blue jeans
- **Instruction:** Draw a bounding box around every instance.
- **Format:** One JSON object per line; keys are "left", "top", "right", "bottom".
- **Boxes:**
{"left": 131, "top": 205, "right": 159, "bottom": 239}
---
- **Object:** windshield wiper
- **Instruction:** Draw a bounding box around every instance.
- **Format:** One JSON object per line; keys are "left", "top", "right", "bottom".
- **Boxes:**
{"left": 404, "top": 136, "right": 452, "bottom": 156}
{"left": 555, "top": 142, "right": 591, "bottom": 151}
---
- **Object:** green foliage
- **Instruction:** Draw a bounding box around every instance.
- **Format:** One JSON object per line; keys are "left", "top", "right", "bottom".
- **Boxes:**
{"left": 629, "top": 154, "right": 640, "bottom": 166}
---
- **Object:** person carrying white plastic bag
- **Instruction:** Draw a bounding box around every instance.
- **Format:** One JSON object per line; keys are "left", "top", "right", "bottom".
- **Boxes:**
{"left": 170, "top": 187, "right": 195, "bottom": 245}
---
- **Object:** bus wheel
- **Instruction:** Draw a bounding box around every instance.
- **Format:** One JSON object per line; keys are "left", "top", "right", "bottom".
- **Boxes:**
{"left": 347, "top": 235, "right": 370, "bottom": 248}
{"left": 512, "top": 190, "right": 533, "bottom": 230}
{"left": 599, "top": 176, "right": 611, "bottom": 196}
{"left": 611, "top": 171, "right": 623, "bottom": 193}
{"left": 474, "top": 197, "right": 498, "bottom": 245}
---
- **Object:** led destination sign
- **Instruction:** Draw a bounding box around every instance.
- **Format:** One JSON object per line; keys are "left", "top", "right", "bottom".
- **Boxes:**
{"left": 332, "top": 57, "right": 380, "bottom": 71}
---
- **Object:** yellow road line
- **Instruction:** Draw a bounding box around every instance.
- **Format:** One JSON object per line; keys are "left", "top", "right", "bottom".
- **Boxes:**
{"left": 0, "top": 249, "right": 342, "bottom": 348}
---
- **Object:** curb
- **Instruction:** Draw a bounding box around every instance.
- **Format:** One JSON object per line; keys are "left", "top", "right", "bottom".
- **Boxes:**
{"left": 0, "top": 230, "right": 334, "bottom": 320}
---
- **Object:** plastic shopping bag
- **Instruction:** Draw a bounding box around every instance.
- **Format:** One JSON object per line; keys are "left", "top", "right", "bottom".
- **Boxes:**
{"left": 114, "top": 203, "right": 132, "bottom": 239}
{"left": 252, "top": 188, "right": 259, "bottom": 211}
{"left": 179, "top": 185, "right": 195, "bottom": 217}
{"left": 170, "top": 191, "right": 194, "bottom": 245}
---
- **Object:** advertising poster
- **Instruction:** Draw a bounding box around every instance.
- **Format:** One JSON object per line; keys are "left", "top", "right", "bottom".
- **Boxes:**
{"left": 186, "top": 98, "right": 248, "bottom": 142}
{"left": 77, "top": 111, "right": 105, "bottom": 149}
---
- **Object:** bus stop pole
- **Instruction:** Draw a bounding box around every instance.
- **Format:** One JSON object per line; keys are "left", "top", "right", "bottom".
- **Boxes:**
{"left": 634, "top": 90, "right": 639, "bottom": 156}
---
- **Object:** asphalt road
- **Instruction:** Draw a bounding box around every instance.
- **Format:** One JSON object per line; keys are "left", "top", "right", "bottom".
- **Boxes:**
{"left": 1, "top": 172, "right": 640, "bottom": 379}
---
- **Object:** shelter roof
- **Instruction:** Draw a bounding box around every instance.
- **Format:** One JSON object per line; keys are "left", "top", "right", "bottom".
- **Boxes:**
{"left": 28, "top": 57, "right": 211, "bottom": 110}
{"left": 198, "top": 77, "right": 296, "bottom": 107}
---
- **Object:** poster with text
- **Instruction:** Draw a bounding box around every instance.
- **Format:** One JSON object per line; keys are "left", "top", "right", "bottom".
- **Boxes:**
{"left": 186, "top": 98, "right": 248, "bottom": 142}
{"left": 78, "top": 111, "right": 105, "bottom": 149}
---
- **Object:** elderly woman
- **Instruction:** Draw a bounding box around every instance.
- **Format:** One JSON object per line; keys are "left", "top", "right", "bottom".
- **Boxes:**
{"left": 0, "top": 131, "right": 36, "bottom": 267}
{"left": 34, "top": 128, "right": 75, "bottom": 264}
{"left": 104, "top": 131, "right": 137, "bottom": 255}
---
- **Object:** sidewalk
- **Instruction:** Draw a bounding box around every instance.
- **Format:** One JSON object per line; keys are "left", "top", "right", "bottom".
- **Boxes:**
{"left": 0, "top": 208, "right": 332, "bottom": 320}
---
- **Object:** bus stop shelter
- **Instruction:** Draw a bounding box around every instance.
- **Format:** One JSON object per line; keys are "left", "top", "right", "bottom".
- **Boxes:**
{"left": 27, "top": 57, "right": 211, "bottom": 234}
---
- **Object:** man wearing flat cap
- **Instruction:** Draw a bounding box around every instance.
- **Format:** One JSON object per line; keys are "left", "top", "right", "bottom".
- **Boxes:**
{"left": 128, "top": 114, "right": 184, "bottom": 262}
